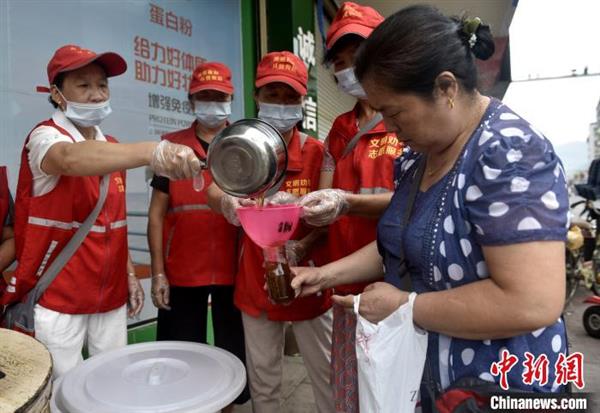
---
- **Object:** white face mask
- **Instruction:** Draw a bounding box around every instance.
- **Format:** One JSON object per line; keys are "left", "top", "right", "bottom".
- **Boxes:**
{"left": 58, "top": 90, "right": 112, "bottom": 127}
{"left": 334, "top": 67, "right": 367, "bottom": 99}
{"left": 258, "top": 102, "right": 303, "bottom": 133}
{"left": 194, "top": 101, "right": 231, "bottom": 128}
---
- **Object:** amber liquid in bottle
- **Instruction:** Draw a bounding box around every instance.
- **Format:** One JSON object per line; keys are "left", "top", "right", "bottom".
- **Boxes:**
{"left": 263, "top": 246, "right": 295, "bottom": 304}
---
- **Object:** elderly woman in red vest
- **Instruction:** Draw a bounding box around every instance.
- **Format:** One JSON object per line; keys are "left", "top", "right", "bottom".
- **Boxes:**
{"left": 0, "top": 167, "right": 15, "bottom": 275}
{"left": 208, "top": 51, "right": 335, "bottom": 413}
{"left": 147, "top": 61, "right": 250, "bottom": 412}
{"left": 0, "top": 44, "right": 201, "bottom": 378}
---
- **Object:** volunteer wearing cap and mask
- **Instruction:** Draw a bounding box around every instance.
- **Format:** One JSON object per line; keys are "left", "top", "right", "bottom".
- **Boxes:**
{"left": 0, "top": 44, "right": 201, "bottom": 378}
{"left": 147, "top": 62, "right": 250, "bottom": 412}
{"left": 295, "top": 3, "right": 404, "bottom": 412}
{"left": 207, "top": 51, "right": 335, "bottom": 413}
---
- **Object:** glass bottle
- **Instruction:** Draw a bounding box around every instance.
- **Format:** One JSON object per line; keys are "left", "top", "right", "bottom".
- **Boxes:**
{"left": 263, "top": 245, "right": 295, "bottom": 304}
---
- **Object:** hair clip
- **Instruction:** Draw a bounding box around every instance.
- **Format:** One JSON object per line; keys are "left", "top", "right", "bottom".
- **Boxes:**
{"left": 462, "top": 17, "right": 482, "bottom": 49}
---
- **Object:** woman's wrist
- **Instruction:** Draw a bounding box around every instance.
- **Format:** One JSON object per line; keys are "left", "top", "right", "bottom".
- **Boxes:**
{"left": 320, "top": 263, "right": 338, "bottom": 290}
{"left": 344, "top": 193, "right": 356, "bottom": 210}
{"left": 150, "top": 261, "right": 165, "bottom": 278}
{"left": 144, "top": 141, "right": 159, "bottom": 164}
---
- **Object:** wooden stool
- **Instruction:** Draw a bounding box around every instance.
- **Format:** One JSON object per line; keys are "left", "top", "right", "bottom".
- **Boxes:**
{"left": 0, "top": 328, "right": 52, "bottom": 413}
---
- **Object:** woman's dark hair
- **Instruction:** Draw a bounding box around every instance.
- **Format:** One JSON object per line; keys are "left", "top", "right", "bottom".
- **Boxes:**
{"left": 355, "top": 5, "right": 495, "bottom": 97}
{"left": 48, "top": 72, "right": 65, "bottom": 108}
{"left": 323, "top": 33, "right": 364, "bottom": 66}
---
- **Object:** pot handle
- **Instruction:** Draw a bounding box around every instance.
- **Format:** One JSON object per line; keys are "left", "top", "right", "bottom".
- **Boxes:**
{"left": 192, "top": 151, "right": 207, "bottom": 191}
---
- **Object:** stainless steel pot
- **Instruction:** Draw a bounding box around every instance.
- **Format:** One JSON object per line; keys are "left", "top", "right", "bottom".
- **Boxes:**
{"left": 207, "top": 118, "right": 288, "bottom": 198}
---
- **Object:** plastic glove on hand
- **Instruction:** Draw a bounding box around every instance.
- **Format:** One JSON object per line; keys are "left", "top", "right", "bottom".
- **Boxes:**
{"left": 192, "top": 172, "right": 205, "bottom": 192}
{"left": 285, "top": 240, "right": 306, "bottom": 266}
{"left": 151, "top": 273, "right": 171, "bottom": 311}
{"left": 299, "top": 189, "right": 349, "bottom": 227}
{"left": 221, "top": 195, "right": 256, "bottom": 226}
{"left": 150, "top": 140, "right": 203, "bottom": 180}
{"left": 127, "top": 274, "right": 145, "bottom": 317}
{"left": 266, "top": 191, "right": 298, "bottom": 206}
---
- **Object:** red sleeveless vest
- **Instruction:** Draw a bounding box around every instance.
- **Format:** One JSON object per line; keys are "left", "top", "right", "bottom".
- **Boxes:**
{"left": 161, "top": 123, "right": 239, "bottom": 286}
{"left": 1, "top": 120, "right": 128, "bottom": 314}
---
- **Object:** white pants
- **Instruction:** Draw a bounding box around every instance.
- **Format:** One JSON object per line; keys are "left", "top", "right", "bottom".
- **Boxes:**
{"left": 34, "top": 304, "right": 127, "bottom": 378}
{"left": 242, "top": 310, "right": 335, "bottom": 413}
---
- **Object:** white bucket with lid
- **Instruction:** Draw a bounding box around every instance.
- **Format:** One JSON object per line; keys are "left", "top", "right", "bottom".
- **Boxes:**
{"left": 50, "top": 341, "right": 246, "bottom": 413}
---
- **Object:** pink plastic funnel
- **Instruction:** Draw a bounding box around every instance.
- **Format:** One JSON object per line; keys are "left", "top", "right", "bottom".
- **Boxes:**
{"left": 237, "top": 205, "right": 302, "bottom": 248}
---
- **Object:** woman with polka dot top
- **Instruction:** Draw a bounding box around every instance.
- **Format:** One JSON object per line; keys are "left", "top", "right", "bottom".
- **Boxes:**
{"left": 291, "top": 5, "right": 569, "bottom": 408}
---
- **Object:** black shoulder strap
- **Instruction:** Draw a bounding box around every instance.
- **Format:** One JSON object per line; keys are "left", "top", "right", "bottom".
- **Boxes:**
{"left": 397, "top": 157, "right": 426, "bottom": 280}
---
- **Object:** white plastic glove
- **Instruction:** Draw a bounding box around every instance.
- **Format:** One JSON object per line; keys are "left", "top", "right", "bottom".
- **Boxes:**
{"left": 150, "top": 140, "right": 203, "bottom": 180}
{"left": 127, "top": 274, "right": 145, "bottom": 317}
{"left": 151, "top": 273, "right": 171, "bottom": 311}
{"left": 285, "top": 240, "right": 306, "bottom": 266}
{"left": 266, "top": 191, "right": 298, "bottom": 206}
{"left": 221, "top": 195, "right": 256, "bottom": 226}
{"left": 192, "top": 172, "right": 205, "bottom": 192}
{"left": 299, "top": 189, "right": 350, "bottom": 227}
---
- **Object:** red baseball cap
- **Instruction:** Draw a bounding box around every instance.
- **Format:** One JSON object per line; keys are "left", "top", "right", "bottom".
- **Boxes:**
{"left": 326, "top": 2, "right": 384, "bottom": 50}
{"left": 37, "top": 44, "right": 127, "bottom": 92}
{"left": 255, "top": 51, "right": 307, "bottom": 96}
{"left": 189, "top": 62, "right": 234, "bottom": 95}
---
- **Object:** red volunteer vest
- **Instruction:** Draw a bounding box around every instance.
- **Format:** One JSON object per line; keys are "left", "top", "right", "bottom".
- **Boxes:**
{"left": 161, "top": 123, "right": 239, "bottom": 286}
{"left": 0, "top": 167, "right": 10, "bottom": 298}
{"left": 327, "top": 106, "right": 403, "bottom": 294}
{"left": 0, "top": 120, "right": 128, "bottom": 314}
{"left": 234, "top": 129, "right": 332, "bottom": 321}
{"left": 0, "top": 166, "right": 9, "bottom": 233}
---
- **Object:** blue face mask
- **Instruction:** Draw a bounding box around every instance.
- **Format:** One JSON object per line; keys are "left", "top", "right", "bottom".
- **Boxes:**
{"left": 194, "top": 101, "right": 231, "bottom": 128}
{"left": 58, "top": 90, "right": 112, "bottom": 127}
{"left": 258, "top": 102, "right": 303, "bottom": 133}
{"left": 334, "top": 67, "right": 367, "bottom": 99}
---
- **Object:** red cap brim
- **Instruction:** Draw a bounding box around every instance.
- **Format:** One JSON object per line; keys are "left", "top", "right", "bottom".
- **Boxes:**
{"left": 56, "top": 51, "right": 127, "bottom": 81}
{"left": 326, "top": 23, "right": 373, "bottom": 50}
{"left": 189, "top": 84, "right": 234, "bottom": 95}
{"left": 255, "top": 75, "right": 307, "bottom": 96}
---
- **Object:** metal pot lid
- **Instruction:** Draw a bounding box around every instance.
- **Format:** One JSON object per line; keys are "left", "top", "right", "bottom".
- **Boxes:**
{"left": 53, "top": 341, "right": 246, "bottom": 413}
{"left": 208, "top": 118, "right": 287, "bottom": 198}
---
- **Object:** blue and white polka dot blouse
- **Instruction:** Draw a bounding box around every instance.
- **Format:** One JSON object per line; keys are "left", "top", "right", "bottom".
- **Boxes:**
{"left": 377, "top": 98, "right": 569, "bottom": 393}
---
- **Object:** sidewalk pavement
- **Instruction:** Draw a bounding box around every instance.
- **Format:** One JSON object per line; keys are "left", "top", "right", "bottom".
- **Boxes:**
{"left": 234, "top": 287, "right": 600, "bottom": 412}
{"left": 563, "top": 288, "right": 600, "bottom": 407}
{"left": 234, "top": 355, "right": 316, "bottom": 413}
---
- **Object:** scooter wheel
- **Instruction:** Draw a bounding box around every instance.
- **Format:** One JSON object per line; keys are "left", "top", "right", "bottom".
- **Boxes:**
{"left": 592, "top": 282, "right": 600, "bottom": 297}
{"left": 583, "top": 306, "right": 600, "bottom": 338}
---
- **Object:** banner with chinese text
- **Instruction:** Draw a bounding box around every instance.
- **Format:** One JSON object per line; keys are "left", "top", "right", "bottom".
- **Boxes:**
{"left": 0, "top": 0, "right": 244, "bottom": 193}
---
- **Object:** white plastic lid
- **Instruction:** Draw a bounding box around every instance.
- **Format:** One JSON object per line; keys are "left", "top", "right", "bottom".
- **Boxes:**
{"left": 52, "top": 341, "right": 246, "bottom": 413}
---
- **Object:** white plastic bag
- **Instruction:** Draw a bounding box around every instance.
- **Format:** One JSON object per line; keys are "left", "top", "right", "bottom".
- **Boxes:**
{"left": 355, "top": 292, "right": 428, "bottom": 413}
